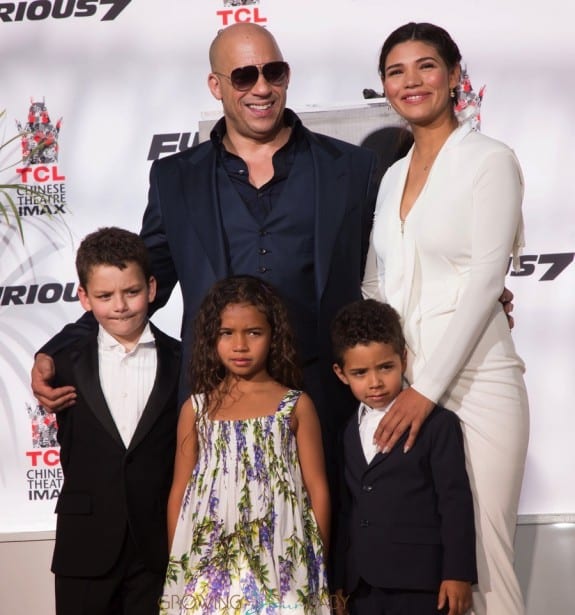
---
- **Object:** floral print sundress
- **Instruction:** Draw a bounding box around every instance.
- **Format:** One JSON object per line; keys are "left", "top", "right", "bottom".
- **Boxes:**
{"left": 161, "top": 389, "right": 330, "bottom": 615}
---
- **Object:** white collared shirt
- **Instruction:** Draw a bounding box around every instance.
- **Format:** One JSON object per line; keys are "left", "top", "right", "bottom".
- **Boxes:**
{"left": 98, "top": 323, "right": 157, "bottom": 448}
{"left": 357, "top": 399, "right": 395, "bottom": 463}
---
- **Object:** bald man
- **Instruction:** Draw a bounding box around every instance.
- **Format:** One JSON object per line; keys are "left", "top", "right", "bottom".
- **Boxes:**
{"left": 32, "top": 23, "right": 390, "bottom": 584}
{"left": 34, "top": 22, "right": 380, "bottom": 430}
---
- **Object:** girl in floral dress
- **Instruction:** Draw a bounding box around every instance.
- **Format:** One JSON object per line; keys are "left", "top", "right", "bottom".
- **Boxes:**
{"left": 161, "top": 275, "right": 331, "bottom": 615}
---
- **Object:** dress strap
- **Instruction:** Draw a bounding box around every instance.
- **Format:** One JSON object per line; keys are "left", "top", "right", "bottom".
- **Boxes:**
{"left": 190, "top": 393, "right": 204, "bottom": 412}
{"left": 190, "top": 393, "right": 207, "bottom": 428}
{"left": 276, "top": 389, "right": 302, "bottom": 416}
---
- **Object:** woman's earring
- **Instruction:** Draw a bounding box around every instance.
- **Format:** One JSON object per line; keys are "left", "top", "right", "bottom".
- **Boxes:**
{"left": 450, "top": 88, "right": 456, "bottom": 99}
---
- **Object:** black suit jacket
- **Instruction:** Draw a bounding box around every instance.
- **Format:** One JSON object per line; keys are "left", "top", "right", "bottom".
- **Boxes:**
{"left": 51, "top": 323, "right": 181, "bottom": 577}
{"left": 337, "top": 406, "right": 477, "bottom": 594}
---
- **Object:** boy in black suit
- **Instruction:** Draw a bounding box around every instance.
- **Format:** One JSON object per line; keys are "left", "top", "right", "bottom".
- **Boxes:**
{"left": 50, "top": 227, "right": 181, "bottom": 615}
{"left": 331, "top": 300, "right": 476, "bottom": 615}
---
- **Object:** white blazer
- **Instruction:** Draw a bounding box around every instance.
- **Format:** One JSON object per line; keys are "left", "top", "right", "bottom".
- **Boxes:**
{"left": 363, "top": 123, "right": 526, "bottom": 407}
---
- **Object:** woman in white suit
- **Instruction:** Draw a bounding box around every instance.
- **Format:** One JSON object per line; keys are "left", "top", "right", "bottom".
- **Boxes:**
{"left": 362, "top": 22, "right": 529, "bottom": 615}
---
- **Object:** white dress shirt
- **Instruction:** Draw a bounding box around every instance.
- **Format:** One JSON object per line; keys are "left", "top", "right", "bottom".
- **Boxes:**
{"left": 98, "top": 323, "right": 157, "bottom": 448}
{"left": 358, "top": 399, "right": 395, "bottom": 464}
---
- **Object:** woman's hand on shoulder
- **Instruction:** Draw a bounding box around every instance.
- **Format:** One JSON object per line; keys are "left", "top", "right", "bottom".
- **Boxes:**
{"left": 373, "top": 387, "right": 434, "bottom": 454}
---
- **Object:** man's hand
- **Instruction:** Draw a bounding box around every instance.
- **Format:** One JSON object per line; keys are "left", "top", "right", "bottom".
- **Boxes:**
{"left": 31, "top": 353, "right": 76, "bottom": 413}
{"left": 438, "top": 579, "right": 472, "bottom": 615}
{"left": 500, "top": 286, "right": 514, "bottom": 329}
{"left": 373, "top": 387, "right": 434, "bottom": 454}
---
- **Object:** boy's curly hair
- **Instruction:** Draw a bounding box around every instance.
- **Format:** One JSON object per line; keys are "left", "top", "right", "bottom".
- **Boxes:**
{"left": 331, "top": 299, "right": 405, "bottom": 367}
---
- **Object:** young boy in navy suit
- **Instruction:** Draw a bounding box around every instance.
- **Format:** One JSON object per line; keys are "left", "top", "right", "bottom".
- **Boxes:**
{"left": 331, "top": 299, "right": 476, "bottom": 615}
{"left": 50, "top": 227, "right": 181, "bottom": 615}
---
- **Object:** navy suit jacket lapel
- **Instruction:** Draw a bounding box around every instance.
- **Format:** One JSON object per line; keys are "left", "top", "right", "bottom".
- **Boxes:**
{"left": 310, "top": 132, "right": 350, "bottom": 302}
{"left": 73, "top": 338, "right": 125, "bottom": 449}
{"left": 173, "top": 129, "right": 351, "bottom": 301}
{"left": 178, "top": 146, "right": 229, "bottom": 280}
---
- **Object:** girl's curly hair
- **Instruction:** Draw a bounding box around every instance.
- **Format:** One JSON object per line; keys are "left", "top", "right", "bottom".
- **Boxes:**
{"left": 189, "top": 275, "right": 302, "bottom": 419}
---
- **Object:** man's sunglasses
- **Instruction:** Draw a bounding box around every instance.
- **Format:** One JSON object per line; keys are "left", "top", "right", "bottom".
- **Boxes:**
{"left": 214, "top": 61, "right": 290, "bottom": 91}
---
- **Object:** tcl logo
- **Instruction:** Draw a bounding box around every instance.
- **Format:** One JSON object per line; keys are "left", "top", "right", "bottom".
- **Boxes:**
{"left": 0, "top": 0, "right": 131, "bottom": 22}
{"left": 507, "top": 253, "right": 574, "bottom": 281}
{"left": 216, "top": 6, "right": 267, "bottom": 27}
{"left": 26, "top": 449, "right": 60, "bottom": 466}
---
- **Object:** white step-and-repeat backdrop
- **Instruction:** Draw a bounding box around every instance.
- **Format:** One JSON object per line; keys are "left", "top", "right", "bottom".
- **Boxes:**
{"left": 1, "top": 0, "right": 573, "bottom": 533}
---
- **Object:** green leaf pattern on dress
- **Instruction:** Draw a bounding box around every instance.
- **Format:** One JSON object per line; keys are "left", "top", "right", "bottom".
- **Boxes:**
{"left": 161, "top": 389, "right": 330, "bottom": 614}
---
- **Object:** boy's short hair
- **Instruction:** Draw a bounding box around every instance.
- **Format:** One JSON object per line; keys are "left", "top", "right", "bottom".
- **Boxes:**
{"left": 331, "top": 299, "right": 406, "bottom": 366}
{"left": 76, "top": 227, "right": 151, "bottom": 288}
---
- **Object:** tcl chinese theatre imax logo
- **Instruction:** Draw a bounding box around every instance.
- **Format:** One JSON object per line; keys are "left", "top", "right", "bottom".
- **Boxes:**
{"left": 25, "top": 402, "right": 63, "bottom": 501}
{"left": 15, "top": 98, "right": 68, "bottom": 217}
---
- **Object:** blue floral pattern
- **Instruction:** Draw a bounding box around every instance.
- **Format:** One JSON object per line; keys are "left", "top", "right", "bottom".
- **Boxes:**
{"left": 162, "top": 389, "right": 330, "bottom": 614}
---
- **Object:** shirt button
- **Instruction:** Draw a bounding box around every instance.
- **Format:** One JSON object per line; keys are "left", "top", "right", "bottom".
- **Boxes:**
{"left": 259, "top": 229, "right": 267, "bottom": 237}
{"left": 360, "top": 519, "right": 369, "bottom": 528}
{"left": 258, "top": 266, "right": 268, "bottom": 273}
{"left": 259, "top": 248, "right": 268, "bottom": 255}
{"left": 362, "top": 484, "right": 373, "bottom": 492}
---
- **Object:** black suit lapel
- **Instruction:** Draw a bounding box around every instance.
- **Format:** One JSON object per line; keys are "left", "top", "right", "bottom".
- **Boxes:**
{"left": 346, "top": 417, "right": 369, "bottom": 470}
{"left": 366, "top": 449, "right": 389, "bottom": 470}
{"left": 128, "top": 326, "right": 179, "bottom": 452}
{"left": 366, "top": 430, "right": 409, "bottom": 471}
{"left": 73, "top": 339, "right": 125, "bottom": 449}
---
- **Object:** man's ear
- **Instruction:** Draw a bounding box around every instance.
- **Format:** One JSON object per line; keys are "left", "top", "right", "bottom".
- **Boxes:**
{"left": 208, "top": 73, "right": 222, "bottom": 101}
{"left": 77, "top": 286, "right": 92, "bottom": 312}
{"left": 333, "top": 363, "right": 349, "bottom": 385}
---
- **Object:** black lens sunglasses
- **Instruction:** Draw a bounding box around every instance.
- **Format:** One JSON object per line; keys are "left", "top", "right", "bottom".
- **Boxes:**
{"left": 214, "top": 61, "right": 290, "bottom": 91}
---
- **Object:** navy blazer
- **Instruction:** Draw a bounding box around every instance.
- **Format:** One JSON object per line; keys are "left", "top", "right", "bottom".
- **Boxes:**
{"left": 51, "top": 323, "right": 181, "bottom": 577}
{"left": 337, "top": 405, "right": 477, "bottom": 594}
{"left": 140, "top": 118, "right": 377, "bottom": 382}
